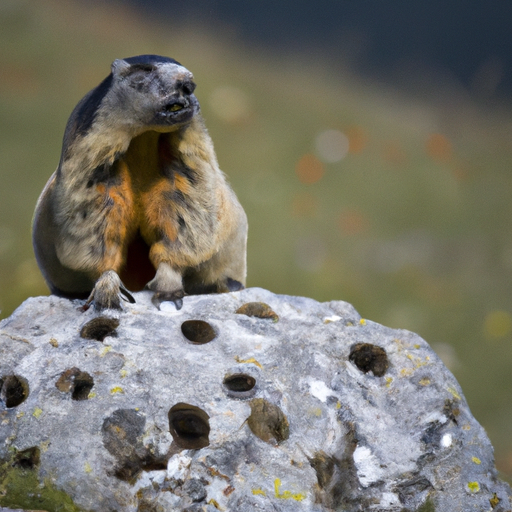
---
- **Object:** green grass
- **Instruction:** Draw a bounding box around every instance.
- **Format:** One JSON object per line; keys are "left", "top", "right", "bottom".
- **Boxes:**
{"left": 1, "top": 0, "right": 512, "bottom": 482}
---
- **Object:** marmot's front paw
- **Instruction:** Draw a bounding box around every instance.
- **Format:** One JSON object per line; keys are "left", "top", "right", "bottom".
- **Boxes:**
{"left": 85, "top": 270, "right": 135, "bottom": 311}
{"left": 145, "top": 262, "right": 185, "bottom": 310}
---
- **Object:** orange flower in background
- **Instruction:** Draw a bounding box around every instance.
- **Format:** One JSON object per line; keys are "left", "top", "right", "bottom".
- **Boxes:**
{"left": 426, "top": 133, "right": 452, "bottom": 163}
{"left": 346, "top": 126, "right": 368, "bottom": 154}
{"left": 295, "top": 154, "right": 324, "bottom": 184}
{"left": 338, "top": 208, "right": 370, "bottom": 235}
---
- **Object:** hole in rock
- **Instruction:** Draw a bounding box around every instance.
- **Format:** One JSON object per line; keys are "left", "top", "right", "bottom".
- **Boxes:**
{"left": 235, "top": 302, "right": 279, "bottom": 321}
{"left": 309, "top": 451, "right": 335, "bottom": 489}
{"left": 0, "top": 375, "right": 29, "bottom": 408}
{"left": 13, "top": 446, "right": 40, "bottom": 469}
{"left": 247, "top": 398, "right": 289, "bottom": 445}
{"left": 168, "top": 403, "right": 210, "bottom": 449}
{"left": 349, "top": 343, "right": 389, "bottom": 377}
{"left": 181, "top": 320, "right": 216, "bottom": 344}
{"left": 140, "top": 455, "right": 168, "bottom": 472}
{"left": 80, "top": 316, "right": 120, "bottom": 341}
{"left": 56, "top": 368, "right": 94, "bottom": 400}
{"left": 72, "top": 375, "right": 94, "bottom": 400}
{"left": 223, "top": 373, "right": 257, "bottom": 399}
{"left": 114, "top": 453, "right": 168, "bottom": 482}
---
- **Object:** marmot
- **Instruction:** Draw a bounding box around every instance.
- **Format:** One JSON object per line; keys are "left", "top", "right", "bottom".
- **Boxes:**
{"left": 32, "top": 55, "right": 247, "bottom": 310}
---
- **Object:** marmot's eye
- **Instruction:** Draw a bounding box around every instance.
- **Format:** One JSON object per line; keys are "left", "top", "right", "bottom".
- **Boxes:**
{"left": 128, "top": 63, "right": 156, "bottom": 73}
{"left": 182, "top": 81, "right": 196, "bottom": 95}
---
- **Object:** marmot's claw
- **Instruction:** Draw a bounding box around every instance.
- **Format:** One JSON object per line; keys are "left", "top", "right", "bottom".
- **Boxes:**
{"left": 120, "top": 285, "right": 136, "bottom": 304}
{"left": 151, "top": 290, "right": 185, "bottom": 310}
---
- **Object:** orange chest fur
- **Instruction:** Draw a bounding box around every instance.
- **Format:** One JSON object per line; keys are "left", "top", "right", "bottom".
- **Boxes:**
{"left": 96, "top": 131, "right": 191, "bottom": 246}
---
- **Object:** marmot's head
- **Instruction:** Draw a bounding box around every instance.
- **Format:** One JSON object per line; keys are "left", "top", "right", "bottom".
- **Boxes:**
{"left": 104, "top": 55, "right": 199, "bottom": 134}
{"left": 63, "top": 55, "right": 200, "bottom": 157}
{"left": 66, "top": 54, "right": 199, "bottom": 141}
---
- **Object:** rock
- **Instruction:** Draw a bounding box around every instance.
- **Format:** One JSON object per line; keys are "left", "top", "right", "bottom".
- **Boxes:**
{"left": 0, "top": 288, "right": 510, "bottom": 511}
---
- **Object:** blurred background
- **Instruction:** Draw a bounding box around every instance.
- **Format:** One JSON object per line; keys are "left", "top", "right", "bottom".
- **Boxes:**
{"left": 1, "top": 0, "right": 512, "bottom": 482}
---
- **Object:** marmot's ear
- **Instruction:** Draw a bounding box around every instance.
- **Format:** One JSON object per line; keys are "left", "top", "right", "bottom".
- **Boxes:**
{"left": 111, "top": 59, "right": 131, "bottom": 77}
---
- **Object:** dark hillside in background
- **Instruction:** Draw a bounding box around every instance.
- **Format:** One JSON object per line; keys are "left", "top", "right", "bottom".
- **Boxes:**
{"left": 118, "top": 0, "right": 512, "bottom": 102}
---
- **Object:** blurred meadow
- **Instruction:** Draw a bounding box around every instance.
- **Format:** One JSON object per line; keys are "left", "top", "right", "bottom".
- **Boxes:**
{"left": 2, "top": 0, "right": 512, "bottom": 482}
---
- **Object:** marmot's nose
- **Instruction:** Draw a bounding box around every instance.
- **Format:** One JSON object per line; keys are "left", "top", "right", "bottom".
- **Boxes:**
{"left": 176, "top": 80, "right": 196, "bottom": 96}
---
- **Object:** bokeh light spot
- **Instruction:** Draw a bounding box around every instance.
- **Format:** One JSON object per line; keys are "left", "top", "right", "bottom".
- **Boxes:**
{"left": 484, "top": 310, "right": 512, "bottom": 339}
{"left": 295, "top": 154, "right": 324, "bottom": 184}
{"left": 209, "top": 85, "right": 251, "bottom": 124}
{"left": 315, "top": 129, "right": 349, "bottom": 163}
{"left": 346, "top": 126, "right": 367, "bottom": 154}
{"left": 338, "top": 208, "right": 370, "bottom": 236}
{"left": 426, "top": 133, "right": 452, "bottom": 163}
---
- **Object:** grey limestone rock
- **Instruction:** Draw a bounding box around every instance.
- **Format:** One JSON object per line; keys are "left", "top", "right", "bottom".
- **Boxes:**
{"left": 0, "top": 287, "right": 510, "bottom": 511}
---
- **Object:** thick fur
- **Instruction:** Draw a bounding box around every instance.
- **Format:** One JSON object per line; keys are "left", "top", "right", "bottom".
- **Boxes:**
{"left": 33, "top": 55, "right": 247, "bottom": 310}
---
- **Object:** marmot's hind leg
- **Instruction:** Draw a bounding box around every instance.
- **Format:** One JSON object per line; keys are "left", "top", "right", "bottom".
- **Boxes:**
{"left": 184, "top": 276, "right": 244, "bottom": 296}
{"left": 184, "top": 230, "right": 247, "bottom": 296}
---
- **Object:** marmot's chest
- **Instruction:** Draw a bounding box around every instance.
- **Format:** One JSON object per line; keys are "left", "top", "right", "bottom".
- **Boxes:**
{"left": 117, "top": 131, "right": 200, "bottom": 241}
{"left": 62, "top": 129, "right": 216, "bottom": 253}
{"left": 111, "top": 157, "right": 196, "bottom": 245}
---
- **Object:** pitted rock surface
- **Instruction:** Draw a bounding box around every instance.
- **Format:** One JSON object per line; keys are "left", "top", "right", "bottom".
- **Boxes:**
{"left": 0, "top": 288, "right": 510, "bottom": 511}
